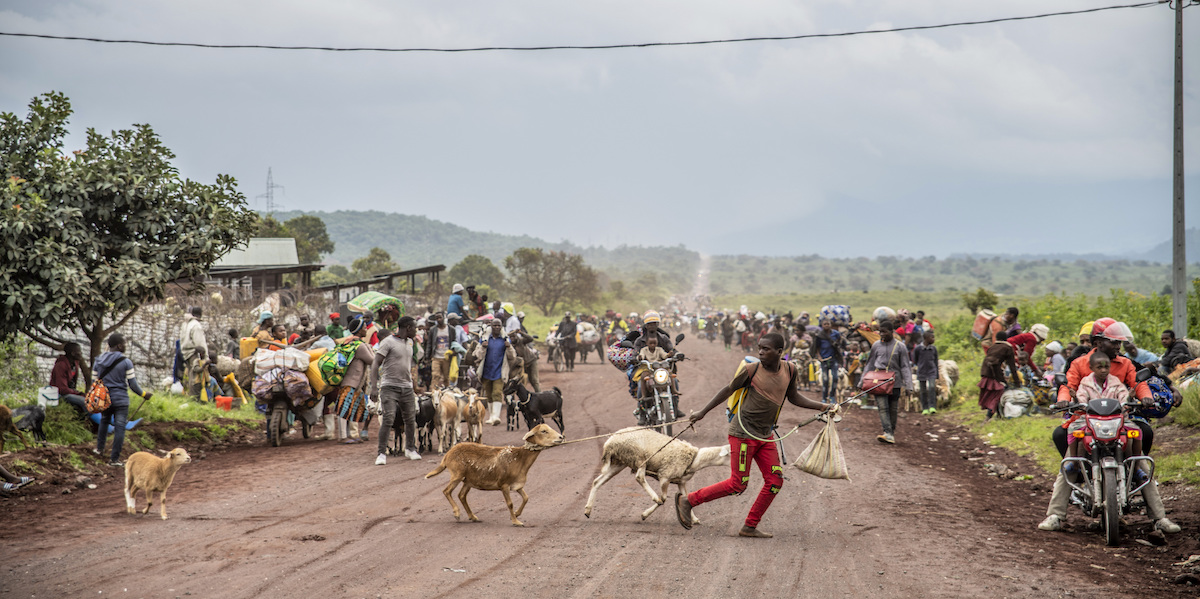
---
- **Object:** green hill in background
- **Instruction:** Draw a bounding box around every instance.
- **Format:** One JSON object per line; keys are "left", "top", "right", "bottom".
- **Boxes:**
{"left": 271, "top": 209, "right": 700, "bottom": 293}
{"left": 708, "top": 254, "right": 1200, "bottom": 298}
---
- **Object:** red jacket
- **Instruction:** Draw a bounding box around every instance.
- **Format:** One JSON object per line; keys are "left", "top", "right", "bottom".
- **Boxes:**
{"left": 50, "top": 355, "right": 80, "bottom": 396}
{"left": 1057, "top": 348, "right": 1149, "bottom": 403}
{"left": 1007, "top": 332, "right": 1039, "bottom": 359}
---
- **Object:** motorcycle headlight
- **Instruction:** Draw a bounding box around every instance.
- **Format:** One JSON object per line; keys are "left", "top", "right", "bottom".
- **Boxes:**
{"left": 1090, "top": 419, "right": 1122, "bottom": 441}
{"left": 654, "top": 369, "right": 670, "bottom": 385}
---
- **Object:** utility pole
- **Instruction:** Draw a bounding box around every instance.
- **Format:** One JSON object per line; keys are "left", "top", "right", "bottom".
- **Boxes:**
{"left": 1171, "top": 0, "right": 1187, "bottom": 336}
{"left": 256, "top": 167, "right": 285, "bottom": 215}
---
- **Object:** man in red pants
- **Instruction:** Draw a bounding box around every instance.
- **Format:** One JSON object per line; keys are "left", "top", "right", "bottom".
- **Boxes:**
{"left": 677, "top": 332, "right": 834, "bottom": 538}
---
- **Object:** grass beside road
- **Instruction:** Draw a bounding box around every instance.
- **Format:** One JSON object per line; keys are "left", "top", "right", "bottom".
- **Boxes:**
{"left": 946, "top": 386, "right": 1200, "bottom": 486}
{"left": 1, "top": 390, "right": 262, "bottom": 449}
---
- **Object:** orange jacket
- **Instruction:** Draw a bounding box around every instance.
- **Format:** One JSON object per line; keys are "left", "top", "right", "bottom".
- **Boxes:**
{"left": 1057, "top": 348, "right": 1149, "bottom": 403}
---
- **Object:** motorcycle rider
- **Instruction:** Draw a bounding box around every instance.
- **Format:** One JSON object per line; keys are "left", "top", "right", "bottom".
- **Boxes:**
{"left": 557, "top": 312, "right": 578, "bottom": 371}
{"left": 1038, "top": 320, "right": 1180, "bottom": 534}
{"left": 628, "top": 311, "right": 681, "bottom": 422}
{"left": 608, "top": 313, "right": 629, "bottom": 340}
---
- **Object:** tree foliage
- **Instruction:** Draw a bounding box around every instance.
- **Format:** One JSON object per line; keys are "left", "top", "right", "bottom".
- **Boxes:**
{"left": 447, "top": 254, "right": 505, "bottom": 290}
{"left": 504, "top": 248, "right": 598, "bottom": 316}
{"left": 0, "top": 92, "right": 256, "bottom": 362}
{"left": 960, "top": 287, "right": 998, "bottom": 314}
{"left": 254, "top": 214, "right": 333, "bottom": 264}
{"left": 352, "top": 247, "right": 398, "bottom": 279}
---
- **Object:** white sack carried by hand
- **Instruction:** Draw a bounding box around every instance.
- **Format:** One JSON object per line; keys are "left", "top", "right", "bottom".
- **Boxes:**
{"left": 793, "top": 420, "right": 850, "bottom": 481}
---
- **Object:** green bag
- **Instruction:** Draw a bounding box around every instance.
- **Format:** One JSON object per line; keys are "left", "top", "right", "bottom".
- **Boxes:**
{"left": 317, "top": 340, "right": 363, "bottom": 387}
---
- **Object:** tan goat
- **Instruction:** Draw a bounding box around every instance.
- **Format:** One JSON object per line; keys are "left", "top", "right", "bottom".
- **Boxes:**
{"left": 424, "top": 423, "right": 563, "bottom": 526}
{"left": 124, "top": 448, "right": 191, "bottom": 520}
{"left": 464, "top": 390, "right": 486, "bottom": 444}
{"left": 434, "top": 388, "right": 460, "bottom": 454}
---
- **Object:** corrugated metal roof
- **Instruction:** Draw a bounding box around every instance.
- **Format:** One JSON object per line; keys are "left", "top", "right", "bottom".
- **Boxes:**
{"left": 214, "top": 238, "right": 299, "bottom": 267}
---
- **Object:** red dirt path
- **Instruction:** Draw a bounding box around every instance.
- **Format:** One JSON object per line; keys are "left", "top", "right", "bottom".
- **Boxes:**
{"left": 3, "top": 338, "right": 1198, "bottom": 598}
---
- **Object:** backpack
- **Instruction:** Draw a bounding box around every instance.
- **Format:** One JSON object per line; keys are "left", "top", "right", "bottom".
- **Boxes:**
{"left": 85, "top": 359, "right": 120, "bottom": 414}
{"left": 725, "top": 357, "right": 760, "bottom": 420}
{"left": 317, "top": 340, "right": 364, "bottom": 387}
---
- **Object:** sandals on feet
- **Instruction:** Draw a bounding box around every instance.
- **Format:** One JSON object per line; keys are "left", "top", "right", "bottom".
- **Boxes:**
{"left": 674, "top": 493, "right": 694, "bottom": 530}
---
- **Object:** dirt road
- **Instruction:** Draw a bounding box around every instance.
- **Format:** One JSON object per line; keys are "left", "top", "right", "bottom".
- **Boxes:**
{"left": 3, "top": 338, "right": 1196, "bottom": 598}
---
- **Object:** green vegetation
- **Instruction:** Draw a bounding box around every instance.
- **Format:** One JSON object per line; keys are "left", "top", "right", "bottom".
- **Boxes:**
{"left": 708, "top": 254, "right": 1200, "bottom": 299}
{"left": 64, "top": 450, "right": 87, "bottom": 471}
{"left": 1, "top": 91, "right": 257, "bottom": 363}
{"left": 271, "top": 210, "right": 699, "bottom": 301}
{"left": 1, "top": 340, "right": 260, "bottom": 449}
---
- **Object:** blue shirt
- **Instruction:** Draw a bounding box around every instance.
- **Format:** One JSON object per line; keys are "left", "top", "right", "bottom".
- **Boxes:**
{"left": 446, "top": 293, "right": 465, "bottom": 318}
{"left": 1127, "top": 348, "right": 1160, "bottom": 365}
{"left": 816, "top": 331, "right": 841, "bottom": 360}
{"left": 482, "top": 338, "right": 507, "bottom": 380}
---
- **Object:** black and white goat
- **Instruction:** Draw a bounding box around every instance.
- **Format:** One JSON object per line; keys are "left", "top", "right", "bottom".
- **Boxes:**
{"left": 502, "top": 378, "right": 564, "bottom": 434}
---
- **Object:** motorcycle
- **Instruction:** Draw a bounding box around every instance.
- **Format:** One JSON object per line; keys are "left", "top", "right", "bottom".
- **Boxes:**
{"left": 1053, "top": 396, "right": 1154, "bottom": 546}
{"left": 264, "top": 391, "right": 314, "bottom": 447}
{"left": 634, "top": 334, "right": 687, "bottom": 436}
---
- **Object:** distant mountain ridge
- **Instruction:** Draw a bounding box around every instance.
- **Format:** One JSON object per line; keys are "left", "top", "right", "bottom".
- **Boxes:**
{"left": 949, "top": 228, "right": 1199, "bottom": 264}
{"left": 271, "top": 209, "right": 700, "bottom": 290}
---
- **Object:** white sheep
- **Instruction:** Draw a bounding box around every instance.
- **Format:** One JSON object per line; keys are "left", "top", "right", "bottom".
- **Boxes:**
{"left": 583, "top": 427, "right": 730, "bottom": 524}
{"left": 124, "top": 448, "right": 191, "bottom": 520}
{"left": 936, "top": 359, "right": 960, "bottom": 406}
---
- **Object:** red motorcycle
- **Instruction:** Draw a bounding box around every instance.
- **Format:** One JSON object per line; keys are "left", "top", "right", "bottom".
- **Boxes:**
{"left": 1054, "top": 397, "right": 1154, "bottom": 546}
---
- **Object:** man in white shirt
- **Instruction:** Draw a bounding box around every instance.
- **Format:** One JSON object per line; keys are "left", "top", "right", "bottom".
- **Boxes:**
{"left": 179, "top": 306, "right": 207, "bottom": 399}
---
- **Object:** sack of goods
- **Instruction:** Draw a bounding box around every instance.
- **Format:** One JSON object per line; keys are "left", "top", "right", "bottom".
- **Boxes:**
{"left": 819, "top": 305, "right": 852, "bottom": 328}
{"left": 252, "top": 367, "right": 314, "bottom": 406}
{"left": 872, "top": 306, "right": 896, "bottom": 323}
{"left": 1000, "top": 388, "right": 1033, "bottom": 419}
{"left": 580, "top": 330, "right": 601, "bottom": 344}
{"left": 794, "top": 419, "right": 850, "bottom": 480}
{"left": 254, "top": 347, "right": 311, "bottom": 374}
{"left": 607, "top": 342, "right": 637, "bottom": 371}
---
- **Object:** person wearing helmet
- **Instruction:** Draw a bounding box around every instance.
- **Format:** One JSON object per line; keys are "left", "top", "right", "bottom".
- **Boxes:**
{"left": 1066, "top": 319, "right": 1106, "bottom": 369}
{"left": 1039, "top": 320, "right": 1179, "bottom": 534}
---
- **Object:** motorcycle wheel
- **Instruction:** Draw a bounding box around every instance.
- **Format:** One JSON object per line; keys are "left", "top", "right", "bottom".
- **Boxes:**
{"left": 656, "top": 392, "right": 673, "bottom": 437}
{"left": 269, "top": 403, "right": 286, "bottom": 447}
{"left": 1102, "top": 472, "right": 1120, "bottom": 546}
{"left": 553, "top": 349, "right": 565, "bottom": 373}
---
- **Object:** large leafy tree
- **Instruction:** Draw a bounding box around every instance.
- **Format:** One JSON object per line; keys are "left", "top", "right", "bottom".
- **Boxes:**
{"left": 0, "top": 92, "right": 256, "bottom": 367}
{"left": 447, "top": 254, "right": 505, "bottom": 291}
{"left": 284, "top": 214, "right": 334, "bottom": 264}
{"left": 256, "top": 214, "right": 334, "bottom": 264}
{"left": 504, "top": 248, "right": 598, "bottom": 315}
{"left": 352, "top": 247, "right": 399, "bottom": 279}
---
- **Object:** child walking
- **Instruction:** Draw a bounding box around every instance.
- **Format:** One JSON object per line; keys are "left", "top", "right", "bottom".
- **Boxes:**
{"left": 914, "top": 330, "right": 939, "bottom": 415}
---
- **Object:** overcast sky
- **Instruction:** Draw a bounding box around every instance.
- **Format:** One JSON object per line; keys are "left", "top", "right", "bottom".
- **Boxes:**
{"left": 2, "top": 0, "right": 1198, "bottom": 258}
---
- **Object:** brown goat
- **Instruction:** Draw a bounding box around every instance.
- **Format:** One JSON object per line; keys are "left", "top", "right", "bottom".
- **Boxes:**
{"left": 0, "top": 405, "right": 30, "bottom": 453}
{"left": 124, "top": 448, "right": 191, "bottom": 520}
{"left": 424, "top": 423, "right": 563, "bottom": 526}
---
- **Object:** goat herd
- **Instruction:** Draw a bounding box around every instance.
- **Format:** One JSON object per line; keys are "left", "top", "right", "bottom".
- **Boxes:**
{"left": 109, "top": 374, "right": 732, "bottom": 530}
{"left": 393, "top": 378, "right": 565, "bottom": 456}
